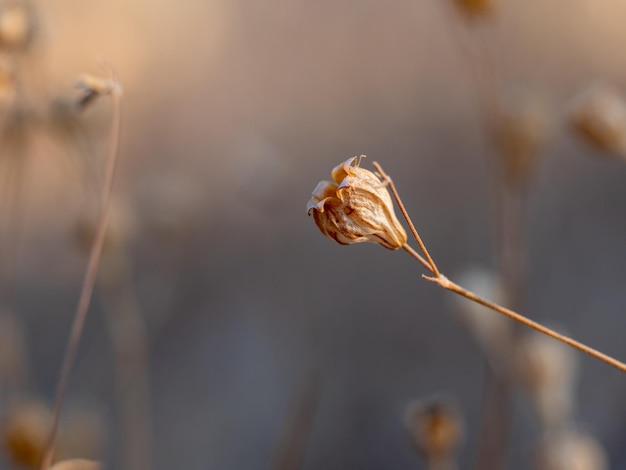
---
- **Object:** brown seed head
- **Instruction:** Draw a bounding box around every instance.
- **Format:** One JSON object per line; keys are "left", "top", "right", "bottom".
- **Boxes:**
{"left": 569, "top": 84, "right": 626, "bottom": 158}
{"left": 1, "top": 400, "right": 52, "bottom": 468}
{"left": 405, "top": 398, "right": 464, "bottom": 460}
{"left": 307, "top": 156, "right": 407, "bottom": 250}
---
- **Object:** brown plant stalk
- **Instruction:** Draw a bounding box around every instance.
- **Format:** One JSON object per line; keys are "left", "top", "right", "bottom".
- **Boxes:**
{"left": 372, "top": 161, "right": 626, "bottom": 375}
{"left": 40, "top": 70, "right": 122, "bottom": 470}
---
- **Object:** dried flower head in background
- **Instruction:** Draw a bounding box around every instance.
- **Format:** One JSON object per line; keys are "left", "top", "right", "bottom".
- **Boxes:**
{"left": 494, "top": 92, "right": 549, "bottom": 187}
{"left": 0, "top": 1, "right": 33, "bottom": 51}
{"left": 452, "top": 268, "right": 512, "bottom": 371}
{"left": 405, "top": 397, "right": 464, "bottom": 461}
{"left": 535, "top": 428, "right": 607, "bottom": 470}
{"left": 453, "top": 0, "right": 496, "bottom": 19}
{"left": 516, "top": 330, "right": 578, "bottom": 430}
{"left": 569, "top": 83, "right": 626, "bottom": 158}
{"left": 75, "top": 73, "right": 121, "bottom": 110}
{"left": 306, "top": 156, "right": 407, "bottom": 250}
{"left": 1, "top": 399, "right": 52, "bottom": 468}
{"left": 50, "top": 459, "right": 102, "bottom": 470}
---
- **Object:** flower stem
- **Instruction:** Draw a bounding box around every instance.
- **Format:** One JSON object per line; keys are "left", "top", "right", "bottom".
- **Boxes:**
{"left": 419, "top": 270, "right": 626, "bottom": 374}
{"left": 373, "top": 161, "right": 440, "bottom": 277}
{"left": 39, "top": 71, "right": 122, "bottom": 470}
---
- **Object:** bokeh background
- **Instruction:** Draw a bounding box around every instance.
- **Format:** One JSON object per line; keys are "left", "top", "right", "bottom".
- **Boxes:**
{"left": 2, "top": 0, "right": 626, "bottom": 468}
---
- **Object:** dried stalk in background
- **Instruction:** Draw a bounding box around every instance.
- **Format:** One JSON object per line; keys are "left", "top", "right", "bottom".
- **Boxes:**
{"left": 39, "top": 69, "right": 122, "bottom": 470}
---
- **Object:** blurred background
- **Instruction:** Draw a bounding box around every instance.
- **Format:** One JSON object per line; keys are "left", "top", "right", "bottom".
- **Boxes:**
{"left": 1, "top": 0, "right": 626, "bottom": 469}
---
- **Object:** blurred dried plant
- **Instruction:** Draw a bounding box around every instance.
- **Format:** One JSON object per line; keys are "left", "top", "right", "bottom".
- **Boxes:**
{"left": 405, "top": 397, "right": 464, "bottom": 470}
{"left": 0, "top": 1, "right": 34, "bottom": 52}
{"left": 451, "top": 268, "right": 511, "bottom": 372}
{"left": 535, "top": 428, "right": 607, "bottom": 470}
{"left": 569, "top": 83, "right": 626, "bottom": 158}
{"left": 494, "top": 92, "right": 550, "bottom": 188}
{"left": 516, "top": 329, "right": 578, "bottom": 431}
{"left": 452, "top": 0, "right": 497, "bottom": 20}
{"left": 49, "top": 460, "right": 102, "bottom": 470}
{"left": 2, "top": 399, "right": 52, "bottom": 469}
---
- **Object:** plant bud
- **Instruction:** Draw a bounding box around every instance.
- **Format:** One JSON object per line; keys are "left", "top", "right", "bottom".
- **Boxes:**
{"left": 405, "top": 398, "right": 464, "bottom": 460}
{"left": 569, "top": 84, "right": 626, "bottom": 158}
{"left": 306, "top": 156, "right": 407, "bottom": 250}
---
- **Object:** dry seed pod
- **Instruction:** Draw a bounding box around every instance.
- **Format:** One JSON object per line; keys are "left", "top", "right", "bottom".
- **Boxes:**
{"left": 0, "top": 1, "right": 33, "bottom": 51}
{"left": 405, "top": 397, "right": 464, "bottom": 462}
{"left": 569, "top": 84, "right": 626, "bottom": 158}
{"left": 306, "top": 156, "right": 407, "bottom": 250}
{"left": 453, "top": 0, "right": 497, "bottom": 19}
{"left": 452, "top": 268, "right": 511, "bottom": 370}
{"left": 494, "top": 93, "right": 549, "bottom": 187}
{"left": 75, "top": 74, "right": 120, "bottom": 110}
{"left": 1, "top": 400, "right": 52, "bottom": 468}
{"left": 516, "top": 330, "right": 578, "bottom": 430}
{"left": 50, "top": 460, "right": 102, "bottom": 470}
{"left": 535, "top": 428, "right": 607, "bottom": 470}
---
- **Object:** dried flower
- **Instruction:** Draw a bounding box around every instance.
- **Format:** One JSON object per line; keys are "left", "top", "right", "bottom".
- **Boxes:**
{"left": 452, "top": 268, "right": 512, "bottom": 371}
{"left": 405, "top": 397, "right": 464, "bottom": 461}
{"left": 306, "top": 156, "right": 407, "bottom": 250}
{"left": 494, "top": 92, "right": 549, "bottom": 186}
{"left": 569, "top": 83, "right": 626, "bottom": 158}
{"left": 1, "top": 400, "right": 52, "bottom": 468}
{"left": 516, "top": 330, "right": 578, "bottom": 430}
{"left": 75, "top": 73, "right": 121, "bottom": 110}
{"left": 535, "top": 428, "right": 607, "bottom": 470}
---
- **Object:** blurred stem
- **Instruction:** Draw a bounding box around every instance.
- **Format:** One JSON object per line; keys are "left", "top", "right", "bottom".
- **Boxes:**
{"left": 271, "top": 373, "right": 321, "bottom": 470}
{"left": 431, "top": 9, "right": 511, "bottom": 469}
{"left": 100, "top": 252, "right": 152, "bottom": 470}
{"left": 40, "top": 72, "right": 122, "bottom": 470}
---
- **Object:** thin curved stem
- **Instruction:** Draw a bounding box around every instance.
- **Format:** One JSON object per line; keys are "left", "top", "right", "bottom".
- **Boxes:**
{"left": 373, "top": 161, "right": 440, "bottom": 278}
{"left": 40, "top": 73, "right": 122, "bottom": 470}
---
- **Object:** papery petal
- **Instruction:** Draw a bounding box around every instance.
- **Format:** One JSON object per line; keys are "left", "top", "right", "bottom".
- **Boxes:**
{"left": 306, "top": 181, "right": 338, "bottom": 214}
